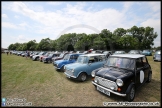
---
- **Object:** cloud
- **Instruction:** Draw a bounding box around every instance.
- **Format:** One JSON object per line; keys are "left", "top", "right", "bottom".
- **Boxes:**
{"left": 147, "top": 2, "right": 160, "bottom": 12}
{"left": 14, "top": 15, "right": 19, "bottom": 19}
{"left": 17, "top": 35, "right": 30, "bottom": 42}
{"left": 2, "top": 14, "right": 8, "bottom": 18}
{"left": 2, "top": 2, "right": 161, "bottom": 48}
{"left": 47, "top": 2, "right": 63, "bottom": 5}
{"left": 2, "top": 22, "right": 29, "bottom": 30}
{"left": 2, "top": 22, "right": 19, "bottom": 29}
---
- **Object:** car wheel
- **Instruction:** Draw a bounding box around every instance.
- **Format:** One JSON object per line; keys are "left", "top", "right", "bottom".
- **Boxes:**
{"left": 36, "top": 57, "right": 39, "bottom": 61}
{"left": 126, "top": 85, "right": 135, "bottom": 102}
{"left": 147, "top": 72, "right": 152, "bottom": 83}
{"left": 78, "top": 73, "right": 87, "bottom": 82}
{"left": 48, "top": 60, "right": 51, "bottom": 63}
{"left": 60, "top": 66, "right": 65, "bottom": 72}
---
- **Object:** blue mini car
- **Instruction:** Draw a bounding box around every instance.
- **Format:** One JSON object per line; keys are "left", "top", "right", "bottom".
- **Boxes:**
{"left": 53, "top": 53, "right": 83, "bottom": 72}
{"left": 64, "top": 54, "right": 107, "bottom": 82}
{"left": 142, "top": 50, "right": 152, "bottom": 56}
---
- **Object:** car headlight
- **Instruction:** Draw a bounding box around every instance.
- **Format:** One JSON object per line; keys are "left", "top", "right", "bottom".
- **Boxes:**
{"left": 94, "top": 77, "right": 98, "bottom": 83}
{"left": 91, "top": 71, "right": 96, "bottom": 77}
{"left": 116, "top": 79, "right": 123, "bottom": 86}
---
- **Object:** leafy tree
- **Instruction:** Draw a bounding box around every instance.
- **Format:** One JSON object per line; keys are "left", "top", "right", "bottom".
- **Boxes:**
{"left": 128, "top": 26, "right": 158, "bottom": 50}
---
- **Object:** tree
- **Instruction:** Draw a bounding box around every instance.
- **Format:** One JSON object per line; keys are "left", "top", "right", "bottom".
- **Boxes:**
{"left": 128, "top": 26, "right": 158, "bottom": 50}
{"left": 37, "top": 38, "right": 51, "bottom": 51}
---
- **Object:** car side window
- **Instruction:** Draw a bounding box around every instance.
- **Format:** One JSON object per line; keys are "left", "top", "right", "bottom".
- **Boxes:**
{"left": 74, "top": 55, "right": 79, "bottom": 60}
{"left": 99, "top": 55, "right": 106, "bottom": 61}
{"left": 89, "top": 57, "right": 95, "bottom": 63}
{"left": 142, "top": 57, "right": 148, "bottom": 66}
{"left": 70, "top": 55, "right": 78, "bottom": 60}
{"left": 94, "top": 56, "right": 99, "bottom": 62}
{"left": 136, "top": 58, "right": 143, "bottom": 70}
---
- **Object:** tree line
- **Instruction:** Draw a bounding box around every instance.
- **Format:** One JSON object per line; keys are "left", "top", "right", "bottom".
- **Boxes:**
{"left": 8, "top": 25, "right": 158, "bottom": 52}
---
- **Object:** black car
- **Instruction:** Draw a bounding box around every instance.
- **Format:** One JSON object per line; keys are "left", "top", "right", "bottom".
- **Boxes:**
{"left": 91, "top": 54, "right": 152, "bottom": 102}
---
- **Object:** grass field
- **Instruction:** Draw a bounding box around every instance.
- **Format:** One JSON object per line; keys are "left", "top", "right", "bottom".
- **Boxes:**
{"left": 1, "top": 53, "right": 161, "bottom": 107}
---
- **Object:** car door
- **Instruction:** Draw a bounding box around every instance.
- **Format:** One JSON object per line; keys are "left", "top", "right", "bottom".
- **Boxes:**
{"left": 142, "top": 56, "right": 149, "bottom": 82}
{"left": 87, "top": 56, "right": 103, "bottom": 75}
{"left": 135, "top": 57, "right": 148, "bottom": 88}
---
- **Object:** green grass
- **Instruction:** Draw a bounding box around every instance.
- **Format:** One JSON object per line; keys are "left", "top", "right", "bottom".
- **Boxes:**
{"left": 1, "top": 54, "right": 161, "bottom": 106}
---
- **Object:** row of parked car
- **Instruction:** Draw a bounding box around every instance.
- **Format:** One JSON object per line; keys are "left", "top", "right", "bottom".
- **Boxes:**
{"left": 11, "top": 49, "right": 161, "bottom": 102}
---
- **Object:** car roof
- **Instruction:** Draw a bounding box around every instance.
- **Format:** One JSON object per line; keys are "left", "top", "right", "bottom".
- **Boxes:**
{"left": 110, "top": 54, "right": 145, "bottom": 58}
{"left": 80, "top": 53, "right": 105, "bottom": 56}
{"left": 68, "top": 53, "right": 83, "bottom": 55}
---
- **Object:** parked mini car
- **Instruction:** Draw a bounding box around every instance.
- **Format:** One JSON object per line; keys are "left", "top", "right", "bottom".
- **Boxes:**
{"left": 32, "top": 52, "right": 46, "bottom": 61}
{"left": 91, "top": 54, "right": 152, "bottom": 102}
{"left": 17, "top": 51, "right": 23, "bottom": 56}
{"left": 142, "top": 50, "right": 152, "bottom": 56}
{"left": 83, "top": 51, "right": 88, "bottom": 54}
{"left": 43, "top": 53, "right": 60, "bottom": 63}
{"left": 21, "top": 52, "right": 26, "bottom": 57}
{"left": 53, "top": 53, "right": 83, "bottom": 72}
{"left": 52, "top": 52, "right": 69, "bottom": 63}
{"left": 128, "top": 50, "right": 142, "bottom": 54}
{"left": 91, "top": 50, "right": 104, "bottom": 54}
{"left": 39, "top": 52, "right": 50, "bottom": 62}
{"left": 30, "top": 52, "right": 39, "bottom": 59}
{"left": 153, "top": 50, "right": 161, "bottom": 61}
{"left": 64, "top": 54, "right": 107, "bottom": 82}
{"left": 113, "top": 51, "right": 126, "bottom": 55}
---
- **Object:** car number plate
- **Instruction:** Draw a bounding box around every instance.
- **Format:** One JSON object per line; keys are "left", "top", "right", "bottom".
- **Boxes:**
{"left": 97, "top": 86, "right": 110, "bottom": 96}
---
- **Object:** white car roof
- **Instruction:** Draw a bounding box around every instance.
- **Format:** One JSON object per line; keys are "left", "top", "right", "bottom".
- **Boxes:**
{"left": 80, "top": 53, "right": 105, "bottom": 56}
{"left": 110, "top": 54, "right": 145, "bottom": 58}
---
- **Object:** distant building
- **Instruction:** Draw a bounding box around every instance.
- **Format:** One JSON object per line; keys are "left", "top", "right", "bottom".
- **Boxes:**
{"left": 1, "top": 48, "right": 8, "bottom": 53}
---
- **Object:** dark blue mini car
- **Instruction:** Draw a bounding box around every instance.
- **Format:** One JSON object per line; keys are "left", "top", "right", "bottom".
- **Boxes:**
{"left": 43, "top": 53, "right": 60, "bottom": 63}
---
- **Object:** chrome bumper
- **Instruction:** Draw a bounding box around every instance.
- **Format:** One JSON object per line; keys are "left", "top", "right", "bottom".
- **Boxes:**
{"left": 64, "top": 72, "right": 77, "bottom": 78}
{"left": 92, "top": 81, "right": 126, "bottom": 97}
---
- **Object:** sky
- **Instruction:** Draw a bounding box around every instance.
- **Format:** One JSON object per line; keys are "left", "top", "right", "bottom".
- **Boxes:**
{"left": 1, "top": 1, "right": 161, "bottom": 49}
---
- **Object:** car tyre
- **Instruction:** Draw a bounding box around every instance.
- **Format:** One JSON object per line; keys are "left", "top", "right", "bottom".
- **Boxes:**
{"left": 36, "top": 57, "right": 39, "bottom": 61}
{"left": 147, "top": 72, "right": 152, "bottom": 83}
{"left": 126, "top": 85, "right": 135, "bottom": 102}
{"left": 78, "top": 73, "right": 87, "bottom": 82}
{"left": 60, "top": 66, "right": 65, "bottom": 72}
{"left": 48, "top": 60, "right": 51, "bottom": 63}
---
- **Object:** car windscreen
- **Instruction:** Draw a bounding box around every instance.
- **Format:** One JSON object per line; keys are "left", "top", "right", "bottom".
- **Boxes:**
{"left": 63, "top": 54, "right": 70, "bottom": 60}
{"left": 59, "top": 53, "right": 64, "bottom": 58}
{"left": 48, "top": 54, "right": 53, "bottom": 57}
{"left": 106, "top": 57, "right": 135, "bottom": 70}
{"left": 39, "top": 52, "right": 44, "bottom": 55}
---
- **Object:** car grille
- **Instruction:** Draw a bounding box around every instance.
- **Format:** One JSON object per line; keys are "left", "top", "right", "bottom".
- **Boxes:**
{"left": 65, "top": 69, "right": 73, "bottom": 76}
{"left": 95, "top": 76, "right": 118, "bottom": 91}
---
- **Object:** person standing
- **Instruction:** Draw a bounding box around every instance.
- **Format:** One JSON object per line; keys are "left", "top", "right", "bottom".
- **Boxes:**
{"left": 6, "top": 50, "right": 9, "bottom": 55}
{"left": 27, "top": 51, "right": 30, "bottom": 59}
{"left": 26, "top": 50, "right": 28, "bottom": 59}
